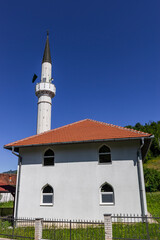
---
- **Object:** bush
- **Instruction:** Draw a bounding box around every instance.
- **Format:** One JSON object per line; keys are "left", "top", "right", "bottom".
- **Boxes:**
{"left": 0, "top": 219, "right": 12, "bottom": 229}
{"left": 0, "top": 208, "right": 13, "bottom": 217}
{"left": 0, "top": 201, "right": 14, "bottom": 208}
{"left": 144, "top": 167, "right": 160, "bottom": 192}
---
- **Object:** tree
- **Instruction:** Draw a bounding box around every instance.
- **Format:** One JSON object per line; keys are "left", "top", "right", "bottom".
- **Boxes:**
{"left": 125, "top": 121, "right": 160, "bottom": 161}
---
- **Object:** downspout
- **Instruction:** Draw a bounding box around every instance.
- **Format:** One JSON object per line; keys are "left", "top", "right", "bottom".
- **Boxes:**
{"left": 137, "top": 138, "right": 147, "bottom": 217}
{"left": 12, "top": 147, "right": 22, "bottom": 219}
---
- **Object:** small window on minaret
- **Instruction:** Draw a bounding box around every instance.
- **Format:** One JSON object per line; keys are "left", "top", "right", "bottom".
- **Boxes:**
{"left": 44, "top": 149, "right": 54, "bottom": 166}
{"left": 43, "top": 78, "right": 46, "bottom": 82}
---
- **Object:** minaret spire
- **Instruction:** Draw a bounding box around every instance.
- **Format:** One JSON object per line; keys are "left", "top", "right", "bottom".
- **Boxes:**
{"left": 35, "top": 33, "right": 56, "bottom": 134}
{"left": 42, "top": 31, "right": 52, "bottom": 64}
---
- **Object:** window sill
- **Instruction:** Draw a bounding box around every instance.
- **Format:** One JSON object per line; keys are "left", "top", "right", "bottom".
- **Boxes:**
{"left": 100, "top": 203, "right": 114, "bottom": 206}
{"left": 42, "top": 165, "right": 55, "bottom": 167}
{"left": 40, "top": 204, "right": 53, "bottom": 207}
{"left": 98, "top": 162, "right": 112, "bottom": 165}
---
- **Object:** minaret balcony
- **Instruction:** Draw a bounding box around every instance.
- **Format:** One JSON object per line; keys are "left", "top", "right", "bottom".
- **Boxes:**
{"left": 35, "top": 82, "right": 56, "bottom": 98}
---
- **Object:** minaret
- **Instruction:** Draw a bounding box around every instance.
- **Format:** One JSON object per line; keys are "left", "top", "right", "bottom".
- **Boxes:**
{"left": 35, "top": 33, "right": 56, "bottom": 134}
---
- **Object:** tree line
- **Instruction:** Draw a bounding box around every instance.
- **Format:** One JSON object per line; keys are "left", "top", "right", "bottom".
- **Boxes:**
{"left": 125, "top": 121, "right": 160, "bottom": 192}
{"left": 125, "top": 121, "right": 160, "bottom": 162}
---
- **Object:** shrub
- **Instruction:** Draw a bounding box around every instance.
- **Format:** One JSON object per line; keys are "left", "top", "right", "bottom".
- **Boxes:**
{"left": 0, "top": 208, "right": 13, "bottom": 217}
{"left": 0, "top": 219, "right": 12, "bottom": 229}
{"left": 0, "top": 201, "right": 14, "bottom": 208}
{"left": 144, "top": 167, "right": 160, "bottom": 192}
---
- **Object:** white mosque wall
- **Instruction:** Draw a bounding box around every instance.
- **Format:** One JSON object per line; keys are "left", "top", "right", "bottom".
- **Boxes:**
{"left": 17, "top": 140, "right": 146, "bottom": 220}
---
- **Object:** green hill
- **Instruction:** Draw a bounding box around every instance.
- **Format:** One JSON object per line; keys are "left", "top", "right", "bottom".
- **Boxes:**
{"left": 2, "top": 170, "right": 17, "bottom": 174}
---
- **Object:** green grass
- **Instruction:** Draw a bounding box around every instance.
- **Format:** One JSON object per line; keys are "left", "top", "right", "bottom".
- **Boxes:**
{"left": 0, "top": 220, "right": 34, "bottom": 239}
{"left": 113, "top": 222, "right": 160, "bottom": 240}
{"left": 144, "top": 156, "right": 160, "bottom": 172}
{"left": 42, "top": 224, "right": 160, "bottom": 240}
{"left": 0, "top": 201, "right": 14, "bottom": 208}
{"left": 43, "top": 226, "right": 104, "bottom": 240}
{"left": 146, "top": 192, "right": 160, "bottom": 219}
{"left": 0, "top": 220, "right": 160, "bottom": 240}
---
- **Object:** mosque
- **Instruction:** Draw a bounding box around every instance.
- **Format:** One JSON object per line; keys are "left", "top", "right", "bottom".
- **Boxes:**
{"left": 4, "top": 34, "right": 153, "bottom": 220}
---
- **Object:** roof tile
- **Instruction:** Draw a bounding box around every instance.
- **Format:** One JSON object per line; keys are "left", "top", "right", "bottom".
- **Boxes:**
{"left": 4, "top": 119, "right": 152, "bottom": 148}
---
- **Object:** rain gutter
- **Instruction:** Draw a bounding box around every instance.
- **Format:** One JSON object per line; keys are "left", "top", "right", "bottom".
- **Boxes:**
{"left": 12, "top": 147, "right": 22, "bottom": 220}
{"left": 4, "top": 135, "right": 154, "bottom": 150}
{"left": 137, "top": 138, "right": 147, "bottom": 218}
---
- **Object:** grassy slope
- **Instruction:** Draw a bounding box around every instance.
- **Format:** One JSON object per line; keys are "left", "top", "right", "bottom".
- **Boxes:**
{"left": 144, "top": 156, "right": 160, "bottom": 171}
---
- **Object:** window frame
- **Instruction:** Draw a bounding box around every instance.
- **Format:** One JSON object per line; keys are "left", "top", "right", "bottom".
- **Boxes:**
{"left": 98, "top": 145, "right": 112, "bottom": 164}
{"left": 99, "top": 182, "right": 114, "bottom": 205}
{"left": 40, "top": 184, "right": 54, "bottom": 206}
{"left": 43, "top": 148, "right": 55, "bottom": 166}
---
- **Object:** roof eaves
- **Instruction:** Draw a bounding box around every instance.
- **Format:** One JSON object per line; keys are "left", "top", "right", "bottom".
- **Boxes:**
{"left": 4, "top": 135, "right": 154, "bottom": 150}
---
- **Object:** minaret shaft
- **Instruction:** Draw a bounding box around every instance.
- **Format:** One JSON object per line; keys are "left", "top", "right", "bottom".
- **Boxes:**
{"left": 35, "top": 34, "right": 56, "bottom": 134}
{"left": 41, "top": 62, "right": 52, "bottom": 83}
{"left": 37, "top": 94, "right": 52, "bottom": 133}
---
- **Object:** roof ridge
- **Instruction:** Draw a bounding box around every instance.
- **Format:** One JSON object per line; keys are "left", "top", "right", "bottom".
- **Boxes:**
{"left": 89, "top": 119, "right": 150, "bottom": 136}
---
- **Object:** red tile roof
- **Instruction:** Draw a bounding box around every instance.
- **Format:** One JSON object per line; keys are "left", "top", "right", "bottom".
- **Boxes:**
{"left": 0, "top": 174, "right": 16, "bottom": 193}
{"left": 0, "top": 174, "right": 16, "bottom": 185}
{"left": 4, "top": 119, "right": 152, "bottom": 149}
{"left": 0, "top": 185, "right": 16, "bottom": 193}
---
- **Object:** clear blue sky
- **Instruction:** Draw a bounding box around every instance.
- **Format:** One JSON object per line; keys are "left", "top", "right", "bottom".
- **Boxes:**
{"left": 0, "top": 0, "right": 159, "bottom": 172}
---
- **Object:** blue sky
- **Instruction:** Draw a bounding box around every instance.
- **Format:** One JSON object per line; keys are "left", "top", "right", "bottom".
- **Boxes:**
{"left": 0, "top": 0, "right": 159, "bottom": 172}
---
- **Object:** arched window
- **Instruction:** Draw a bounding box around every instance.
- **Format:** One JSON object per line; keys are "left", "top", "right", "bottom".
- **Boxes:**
{"left": 100, "top": 183, "right": 114, "bottom": 204}
{"left": 44, "top": 149, "right": 54, "bottom": 166}
{"left": 42, "top": 185, "right": 53, "bottom": 205}
{"left": 99, "top": 145, "right": 111, "bottom": 163}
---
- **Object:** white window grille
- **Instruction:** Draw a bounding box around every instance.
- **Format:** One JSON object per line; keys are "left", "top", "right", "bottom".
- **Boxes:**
{"left": 41, "top": 185, "right": 53, "bottom": 205}
{"left": 100, "top": 183, "right": 114, "bottom": 204}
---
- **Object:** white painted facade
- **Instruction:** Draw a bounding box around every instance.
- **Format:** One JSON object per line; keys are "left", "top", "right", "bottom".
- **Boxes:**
{"left": 16, "top": 140, "right": 147, "bottom": 220}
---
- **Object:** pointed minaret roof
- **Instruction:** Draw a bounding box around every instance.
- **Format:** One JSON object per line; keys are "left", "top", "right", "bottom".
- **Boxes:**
{"left": 42, "top": 32, "right": 52, "bottom": 64}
